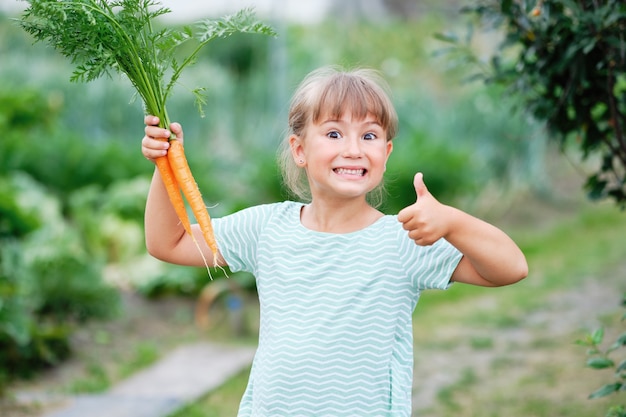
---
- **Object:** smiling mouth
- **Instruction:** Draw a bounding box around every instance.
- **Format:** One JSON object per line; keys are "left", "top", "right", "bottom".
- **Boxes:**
{"left": 334, "top": 168, "right": 366, "bottom": 176}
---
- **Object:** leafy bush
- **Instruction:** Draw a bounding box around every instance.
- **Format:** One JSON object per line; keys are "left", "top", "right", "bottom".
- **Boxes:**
{"left": 0, "top": 173, "right": 121, "bottom": 380}
{"left": 577, "top": 296, "right": 626, "bottom": 417}
{"left": 68, "top": 178, "right": 149, "bottom": 262}
{"left": 441, "top": 0, "right": 626, "bottom": 204}
{"left": 384, "top": 129, "right": 480, "bottom": 213}
{"left": 0, "top": 177, "right": 40, "bottom": 239}
{"left": 22, "top": 231, "right": 119, "bottom": 322}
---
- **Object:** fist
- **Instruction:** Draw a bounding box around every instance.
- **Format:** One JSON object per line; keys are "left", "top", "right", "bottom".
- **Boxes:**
{"left": 141, "top": 115, "right": 183, "bottom": 161}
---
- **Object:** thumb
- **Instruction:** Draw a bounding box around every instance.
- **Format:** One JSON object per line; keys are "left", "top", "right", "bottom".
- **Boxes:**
{"left": 414, "top": 172, "right": 429, "bottom": 200}
{"left": 169, "top": 122, "right": 184, "bottom": 144}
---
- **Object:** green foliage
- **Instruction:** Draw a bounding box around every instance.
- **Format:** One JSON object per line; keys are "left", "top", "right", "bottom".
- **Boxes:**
{"left": 68, "top": 178, "right": 149, "bottom": 262}
{"left": 0, "top": 88, "right": 150, "bottom": 213}
{"left": 0, "top": 178, "right": 40, "bottom": 239}
{"left": 18, "top": 0, "right": 275, "bottom": 127}
{"left": 0, "top": 87, "right": 57, "bottom": 131}
{"left": 576, "top": 296, "right": 626, "bottom": 416}
{"left": 0, "top": 172, "right": 121, "bottom": 386}
{"left": 24, "top": 237, "right": 118, "bottom": 322}
{"left": 384, "top": 129, "right": 479, "bottom": 212}
{"left": 0, "top": 247, "right": 73, "bottom": 381}
{"left": 134, "top": 263, "right": 209, "bottom": 298}
{"left": 2, "top": 132, "right": 150, "bottom": 206}
{"left": 440, "top": 0, "right": 626, "bottom": 204}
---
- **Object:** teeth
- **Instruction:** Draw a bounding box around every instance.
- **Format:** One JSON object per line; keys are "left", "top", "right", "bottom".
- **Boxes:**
{"left": 335, "top": 168, "right": 365, "bottom": 176}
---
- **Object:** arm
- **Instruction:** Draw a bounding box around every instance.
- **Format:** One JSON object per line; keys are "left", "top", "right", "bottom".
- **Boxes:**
{"left": 397, "top": 173, "right": 528, "bottom": 287}
{"left": 142, "top": 116, "right": 226, "bottom": 267}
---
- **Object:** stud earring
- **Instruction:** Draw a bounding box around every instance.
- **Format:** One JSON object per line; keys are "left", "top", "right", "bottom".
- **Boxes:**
{"left": 298, "top": 159, "right": 304, "bottom": 164}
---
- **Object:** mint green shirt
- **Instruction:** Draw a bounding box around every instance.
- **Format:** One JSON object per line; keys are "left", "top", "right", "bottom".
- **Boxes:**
{"left": 213, "top": 201, "right": 462, "bottom": 416}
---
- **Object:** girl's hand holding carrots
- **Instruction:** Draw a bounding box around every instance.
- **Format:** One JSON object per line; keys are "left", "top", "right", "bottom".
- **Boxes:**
{"left": 141, "top": 115, "right": 183, "bottom": 161}
{"left": 141, "top": 114, "right": 222, "bottom": 269}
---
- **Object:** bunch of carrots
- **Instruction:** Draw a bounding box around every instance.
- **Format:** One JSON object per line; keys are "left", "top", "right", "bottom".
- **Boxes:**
{"left": 18, "top": 0, "right": 275, "bottom": 268}
{"left": 160, "top": 134, "right": 218, "bottom": 262}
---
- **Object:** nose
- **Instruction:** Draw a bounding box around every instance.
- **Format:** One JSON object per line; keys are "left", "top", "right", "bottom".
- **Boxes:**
{"left": 342, "top": 135, "right": 363, "bottom": 158}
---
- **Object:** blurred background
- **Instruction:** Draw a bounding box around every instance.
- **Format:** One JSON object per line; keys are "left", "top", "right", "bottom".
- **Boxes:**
{"left": 1, "top": 1, "right": 624, "bottom": 416}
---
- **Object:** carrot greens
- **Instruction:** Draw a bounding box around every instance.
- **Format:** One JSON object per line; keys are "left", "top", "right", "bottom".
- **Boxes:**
{"left": 18, "top": 0, "right": 276, "bottom": 270}
{"left": 18, "top": 0, "right": 276, "bottom": 127}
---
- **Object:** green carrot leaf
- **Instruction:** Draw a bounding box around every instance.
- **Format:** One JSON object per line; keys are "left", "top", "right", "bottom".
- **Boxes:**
{"left": 16, "top": 0, "right": 275, "bottom": 128}
{"left": 196, "top": 8, "right": 277, "bottom": 43}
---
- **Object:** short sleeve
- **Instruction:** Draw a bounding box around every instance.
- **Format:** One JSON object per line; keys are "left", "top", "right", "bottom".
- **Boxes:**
{"left": 398, "top": 233, "right": 463, "bottom": 291}
{"left": 211, "top": 203, "right": 276, "bottom": 274}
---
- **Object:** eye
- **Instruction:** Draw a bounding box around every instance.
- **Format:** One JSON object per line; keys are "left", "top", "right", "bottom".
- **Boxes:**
{"left": 363, "top": 132, "right": 377, "bottom": 141}
{"left": 327, "top": 130, "right": 342, "bottom": 139}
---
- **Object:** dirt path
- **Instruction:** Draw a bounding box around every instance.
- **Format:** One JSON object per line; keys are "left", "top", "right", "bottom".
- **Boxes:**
{"left": 411, "top": 262, "right": 625, "bottom": 416}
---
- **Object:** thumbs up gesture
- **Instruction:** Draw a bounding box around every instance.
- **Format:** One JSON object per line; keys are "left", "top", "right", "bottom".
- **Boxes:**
{"left": 397, "top": 172, "right": 452, "bottom": 246}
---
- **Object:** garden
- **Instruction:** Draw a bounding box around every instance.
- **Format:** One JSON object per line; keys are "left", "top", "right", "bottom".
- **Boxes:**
{"left": 1, "top": 0, "right": 625, "bottom": 416}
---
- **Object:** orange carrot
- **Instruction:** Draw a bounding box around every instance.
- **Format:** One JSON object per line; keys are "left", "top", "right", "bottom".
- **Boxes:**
{"left": 154, "top": 154, "right": 193, "bottom": 237}
{"left": 166, "top": 139, "right": 220, "bottom": 263}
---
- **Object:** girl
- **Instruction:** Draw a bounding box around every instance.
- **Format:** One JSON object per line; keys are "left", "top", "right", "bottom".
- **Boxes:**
{"left": 141, "top": 67, "right": 528, "bottom": 416}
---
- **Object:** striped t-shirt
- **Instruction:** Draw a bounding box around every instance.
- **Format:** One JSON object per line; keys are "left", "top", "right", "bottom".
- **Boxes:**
{"left": 212, "top": 201, "right": 462, "bottom": 417}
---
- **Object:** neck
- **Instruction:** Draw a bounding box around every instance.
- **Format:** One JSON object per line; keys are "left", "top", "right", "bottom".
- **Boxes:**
{"left": 300, "top": 199, "right": 383, "bottom": 234}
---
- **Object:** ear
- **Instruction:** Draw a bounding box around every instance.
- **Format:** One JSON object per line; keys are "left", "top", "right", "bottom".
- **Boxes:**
{"left": 384, "top": 140, "right": 393, "bottom": 165}
{"left": 289, "top": 134, "right": 306, "bottom": 166}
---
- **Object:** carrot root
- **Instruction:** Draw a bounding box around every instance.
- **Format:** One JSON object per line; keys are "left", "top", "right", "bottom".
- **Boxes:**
{"left": 167, "top": 139, "right": 227, "bottom": 278}
{"left": 166, "top": 139, "right": 221, "bottom": 266}
{"left": 153, "top": 140, "right": 218, "bottom": 279}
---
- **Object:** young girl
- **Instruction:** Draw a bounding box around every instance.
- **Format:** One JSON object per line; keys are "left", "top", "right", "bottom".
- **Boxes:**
{"left": 141, "top": 67, "right": 528, "bottom": 416}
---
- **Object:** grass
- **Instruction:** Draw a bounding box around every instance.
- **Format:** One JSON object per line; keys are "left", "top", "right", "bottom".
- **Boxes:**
{"left": 167, "top": 198, "right": 626, "bottom": 417}
{"left": 64, "top": 341, "right": 160, "bottom": 394}
{"left": 169, "top": 368, "right": 250, "bottom": 417}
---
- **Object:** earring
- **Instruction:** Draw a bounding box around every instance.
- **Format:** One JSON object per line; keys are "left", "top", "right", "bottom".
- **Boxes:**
{"left": 298, "top": 159, "right": 304, "bottom": 164}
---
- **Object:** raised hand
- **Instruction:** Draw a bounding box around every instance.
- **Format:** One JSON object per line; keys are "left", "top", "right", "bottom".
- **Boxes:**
{"left": 397, "top": 172, "right": 452, "bottom": 246}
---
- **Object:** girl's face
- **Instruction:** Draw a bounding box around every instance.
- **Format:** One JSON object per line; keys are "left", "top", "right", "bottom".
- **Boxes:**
{"left": 290, "top": 110, "right": 393, "bottom": 203}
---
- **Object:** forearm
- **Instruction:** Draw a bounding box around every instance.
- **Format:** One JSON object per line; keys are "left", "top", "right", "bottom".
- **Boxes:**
{"left": 445, "top": 206, "right": 528, "bottom": 286}
{"left": 144, "top": 167, "right": 187, "bottom": 260}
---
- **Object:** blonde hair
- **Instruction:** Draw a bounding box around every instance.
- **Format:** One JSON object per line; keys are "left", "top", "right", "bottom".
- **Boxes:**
{"left": 278, "top": 66, "right": 398, "bottom": 206}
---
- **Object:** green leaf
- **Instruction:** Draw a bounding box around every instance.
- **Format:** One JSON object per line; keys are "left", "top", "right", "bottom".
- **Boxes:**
{"left": 192, "top": 88, "right": 208, "bottom": 118}
{"left": 589, "top": 382, "right": 622, "bottom": 399}
{"left": 501, "top": 0, "right": 513, "bottom": 15}
{"left": 433, "top": 32, "right": 460, "bottom": 44}
{"left": 592, "top": 327, "right": 606, "bottom": 345}
{"left": 196, "top": 8, "right": 276, "bottom": 43}
{"left": 587, "top": 356, "right": 615, "bottom": 369}
{"left": 609, "top": 332, "right": 626, "bottom": 352}
{"left": 587, "top": 174, "right": 608, "bottom": 200}
{"left": 582, "top": 38, "right": 598, "bottom": 54}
